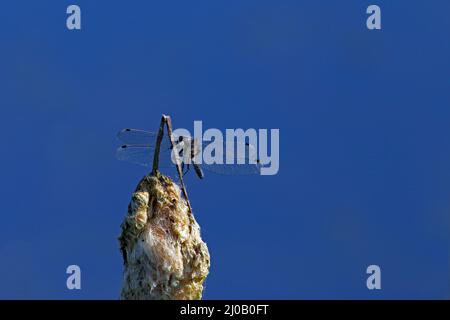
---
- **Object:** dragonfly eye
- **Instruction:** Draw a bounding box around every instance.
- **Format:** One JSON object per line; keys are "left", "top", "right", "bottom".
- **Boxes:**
{"left": 125, "top": 128, "right": 131, "bottom": 132}
{"left": 121, "top": 145, "right": 128, "bottom": 149}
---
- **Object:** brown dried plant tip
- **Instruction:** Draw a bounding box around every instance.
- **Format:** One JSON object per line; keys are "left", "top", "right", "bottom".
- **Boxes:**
{"left": 119, "top": 171, "right": 210, "bottom": 300}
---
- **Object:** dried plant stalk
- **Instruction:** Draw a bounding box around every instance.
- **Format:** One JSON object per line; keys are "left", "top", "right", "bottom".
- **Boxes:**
{"left": 119, "top": 172, "right": 210, "bottom": 300}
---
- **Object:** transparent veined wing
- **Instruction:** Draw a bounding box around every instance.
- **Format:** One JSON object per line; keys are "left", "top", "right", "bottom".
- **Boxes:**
{"left": 116, "top": 144, "right": 178, "bottom": 167}
{"left": 117, "top": 129, "right": 172, "bottom": 148}
{"left": 117, "top": 143, "right": 264, "bottom": 175}
{"left": 117, "top": 128, "right": 157, "bottom": 144}
{"left": 199, "top": 161, "right": 263, "bottom": 175}
{"left": 117, "top": 128, "right": 264, "bottom": 176}
{"left": 195, "top": 139, "right": 262, "bottom": 175}
{"left": 117, "top": 128, "right": 193, "bottom": 168}
{"left": 117, "top": 128, "right": 191, "bottom": 150}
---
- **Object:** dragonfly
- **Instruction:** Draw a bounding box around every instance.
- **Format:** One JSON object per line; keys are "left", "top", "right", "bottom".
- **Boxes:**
{"left": 116, "top": 128, "right": 263, "bottom": 179}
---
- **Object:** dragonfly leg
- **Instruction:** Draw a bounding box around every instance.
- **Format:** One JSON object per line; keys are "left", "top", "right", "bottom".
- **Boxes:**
{"left": 183, "top": 163, "right": 190, "bottom": 176}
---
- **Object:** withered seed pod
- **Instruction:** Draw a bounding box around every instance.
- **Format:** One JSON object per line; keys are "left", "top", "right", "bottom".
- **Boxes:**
{"left": 119, "top": 172, "right": 210, "bottom": 300}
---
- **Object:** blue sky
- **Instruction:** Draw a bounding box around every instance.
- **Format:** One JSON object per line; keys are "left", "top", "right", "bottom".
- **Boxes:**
{"left": 0, "top": 1, "right": 449, "bottom": 299}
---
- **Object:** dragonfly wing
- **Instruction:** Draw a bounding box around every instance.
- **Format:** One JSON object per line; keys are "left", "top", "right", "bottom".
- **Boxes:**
{"left": 199, "top": 139, "right": 259, "bottom": 163}
{"left": 116, "top": 145, "right": 153, "bottom": 167}
{"left": 118, "top": 128, "right": 190, "bottom": 150}
{"left": 117, "top": 129, "right": 158, "bottom": 145}
{"left": 200, "top": 161, "right": 262, "bottom": 175}
{"left": 116, "top": 145, "right": 176, "bottom": 168}
{"left": 194, "top": 139, "right": 262, "bottom": 175}
{"left": 117, "top": 131, "right": 264, "bottom": 175}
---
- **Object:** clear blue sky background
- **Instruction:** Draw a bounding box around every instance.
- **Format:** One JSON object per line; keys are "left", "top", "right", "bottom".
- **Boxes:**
{"left": 0, "top": 1, "right": 449, "bottom": 299}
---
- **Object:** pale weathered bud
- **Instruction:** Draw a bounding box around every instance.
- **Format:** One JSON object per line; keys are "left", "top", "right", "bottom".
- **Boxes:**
{"left": 119, "top": 173, "right": 210, "bottom": 300}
